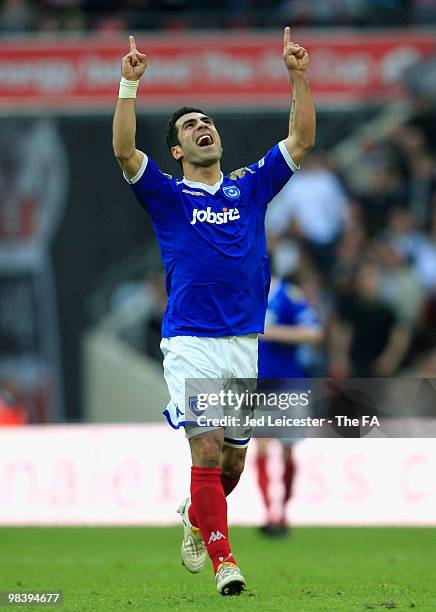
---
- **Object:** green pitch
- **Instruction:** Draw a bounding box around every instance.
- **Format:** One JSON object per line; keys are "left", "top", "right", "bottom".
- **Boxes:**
{"left": 1, "top": 527, "right": 436, "bottom": 611}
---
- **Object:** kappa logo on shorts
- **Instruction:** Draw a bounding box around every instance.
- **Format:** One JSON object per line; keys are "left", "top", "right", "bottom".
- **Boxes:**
{"left": 208, "top": 530, "right": 226, "bottom": 544}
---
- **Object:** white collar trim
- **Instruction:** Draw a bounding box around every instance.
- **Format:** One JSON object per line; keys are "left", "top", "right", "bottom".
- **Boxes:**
{"left": 182, "top": 172, "right": 224, "bottom": 195}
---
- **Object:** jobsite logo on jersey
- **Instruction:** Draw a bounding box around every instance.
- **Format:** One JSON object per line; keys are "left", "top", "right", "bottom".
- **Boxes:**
{"left": 191, "top": 206, "right": 240, "bottom": 225}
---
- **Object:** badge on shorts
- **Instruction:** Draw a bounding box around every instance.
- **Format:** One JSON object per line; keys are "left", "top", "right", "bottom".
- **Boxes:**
{"left": 222, "top": 185, "right": 241, "bottom": 201}
{"left": 189, "top": 396, "right": 206, "bottom": 417}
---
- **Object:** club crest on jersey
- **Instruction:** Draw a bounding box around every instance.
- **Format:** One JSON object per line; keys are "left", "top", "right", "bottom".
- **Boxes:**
{"left": 191, "top": 206, "right": 240, "bottom": 225}
{"left": 222, "top": 185, "right": 241, "bottom": 201}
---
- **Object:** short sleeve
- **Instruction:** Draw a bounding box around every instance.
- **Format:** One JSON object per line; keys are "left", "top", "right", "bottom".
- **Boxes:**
{"left": 246, "top": 141, "right": 299, "bottom": 207}
{"left": 124, "top": 154, "right": 171, "bottom": 219}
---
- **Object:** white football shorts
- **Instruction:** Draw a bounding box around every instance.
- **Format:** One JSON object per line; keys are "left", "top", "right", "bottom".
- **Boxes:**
{"left": 161, "top": 334, "right": 258, "bottom": 448}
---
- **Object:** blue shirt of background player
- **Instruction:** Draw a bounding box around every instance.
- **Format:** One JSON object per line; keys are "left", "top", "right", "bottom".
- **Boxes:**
{"left": 258, "top": 278, "right": 321, "bottom": 378}
{"left": 125, "top": 141, "right": 298, "bottom": 338}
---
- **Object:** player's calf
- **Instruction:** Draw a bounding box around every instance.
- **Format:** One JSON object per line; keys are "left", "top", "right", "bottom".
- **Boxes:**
{"left": 221, "top": 445, "right": 247, "bottom": 496}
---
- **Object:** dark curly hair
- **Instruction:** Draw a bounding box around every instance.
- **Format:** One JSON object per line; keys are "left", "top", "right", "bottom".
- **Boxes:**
{"left": 166, "top": 106, "right": 205, "bottom": 152}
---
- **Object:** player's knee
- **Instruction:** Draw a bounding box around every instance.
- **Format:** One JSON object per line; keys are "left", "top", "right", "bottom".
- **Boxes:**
{"left": 190, "top": 431, "right": 223, "bottom": 467}
{"left": 198, "top": 444, "right": 221, "bottom": 467}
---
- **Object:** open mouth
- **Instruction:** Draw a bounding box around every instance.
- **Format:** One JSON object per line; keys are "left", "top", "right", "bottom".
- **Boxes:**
{"left": 196, "top": 134, "right": 214, "bottom": 147}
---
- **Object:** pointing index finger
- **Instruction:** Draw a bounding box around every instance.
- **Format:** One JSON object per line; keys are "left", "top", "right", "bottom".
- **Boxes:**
{"left": 129, "top": 35, "right": 137, "bottom": 52}
{"left": 283, "top": 26, "right": 291, "bottom": 49}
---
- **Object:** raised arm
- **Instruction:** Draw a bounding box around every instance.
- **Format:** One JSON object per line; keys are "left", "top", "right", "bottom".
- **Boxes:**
{"left": 282, "top": 27, "right": 316, "bottom": 167}
{"left": 113, "top": 35, "right": 148, "bottom": 179}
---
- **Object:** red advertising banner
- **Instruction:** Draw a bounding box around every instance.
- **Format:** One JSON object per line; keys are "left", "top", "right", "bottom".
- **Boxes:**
{"left": 0, "top": 31, "right": 434, "bottom": 110}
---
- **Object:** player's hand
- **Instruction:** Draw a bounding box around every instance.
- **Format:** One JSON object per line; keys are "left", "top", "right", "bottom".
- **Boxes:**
{"left": 121, "top": 35, "right": 147, "bottom": 81}
{"left": 283, "top": 27, "right": 309, "bottom": 73}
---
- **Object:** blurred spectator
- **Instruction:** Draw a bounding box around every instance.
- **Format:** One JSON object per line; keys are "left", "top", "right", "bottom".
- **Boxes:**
{"left": 330, "top": 262, "right": 412, "bottom": 377}
{"left": 109, "top": 269, "right": 167, "bottom": 364}
{"left": 269, "top": 240, "right": 328, "bottom": 376}
{"left": 267, "top": 152, "right": 350, "bottom": 273}
{"left": 331, "top": 199, "right": 367, "bottom": 286}
{"left": 414, "top": 202, "right": 436, "bottom": 292}
{"left": 377, "top": 240, "right": 424, "bottom": 327}
{"left": 327, "top": 114, "right": 436, "bottom": 378}
{"left": 389, "top": 125, "right": 436, "bottom": 226}
{"left": 358, "top": 146, "right": 406, "bottom": 234}
{"left": 383, "top": 207, "right": 428, "bottom": 263}
{"left": 142, "top": 272, "right": 167, "bottom": 363}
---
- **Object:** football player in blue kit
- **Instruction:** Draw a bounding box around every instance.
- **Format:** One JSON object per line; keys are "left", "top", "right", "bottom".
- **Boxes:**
{"left": 113, "top": 28, "right": 315, "bottom": 595}
{"left": 256, "top": 275, "right": 323, "bottom": 536}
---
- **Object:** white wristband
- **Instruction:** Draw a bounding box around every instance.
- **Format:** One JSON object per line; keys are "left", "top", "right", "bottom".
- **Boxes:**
{"left": 119, "top": 77, "right": 139, "bottom": 99}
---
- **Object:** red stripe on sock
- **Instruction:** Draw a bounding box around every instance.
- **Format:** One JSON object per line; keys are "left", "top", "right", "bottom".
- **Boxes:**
{"left": 190, "top": 466, "right": 236, "bottom": 572}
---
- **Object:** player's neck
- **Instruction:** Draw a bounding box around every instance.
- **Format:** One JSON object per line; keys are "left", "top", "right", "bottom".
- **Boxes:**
{"left": 182, "top": 162, "right": 221, "bottom": 186}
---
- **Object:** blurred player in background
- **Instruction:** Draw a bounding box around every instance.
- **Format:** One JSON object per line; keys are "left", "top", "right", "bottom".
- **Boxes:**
{"left": 112, "top": 28, "right": 315, "bottom": 595}
{"left": 256, "top": 247, "right": 323, "bottom": 536}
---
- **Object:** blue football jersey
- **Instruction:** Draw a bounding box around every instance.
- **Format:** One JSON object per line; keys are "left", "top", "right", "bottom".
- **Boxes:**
{"left": 125, "top": 142, "right": 298, "bottom": 337}
{"left": 258, "top": 278, "right": 320, "bottom": 378}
